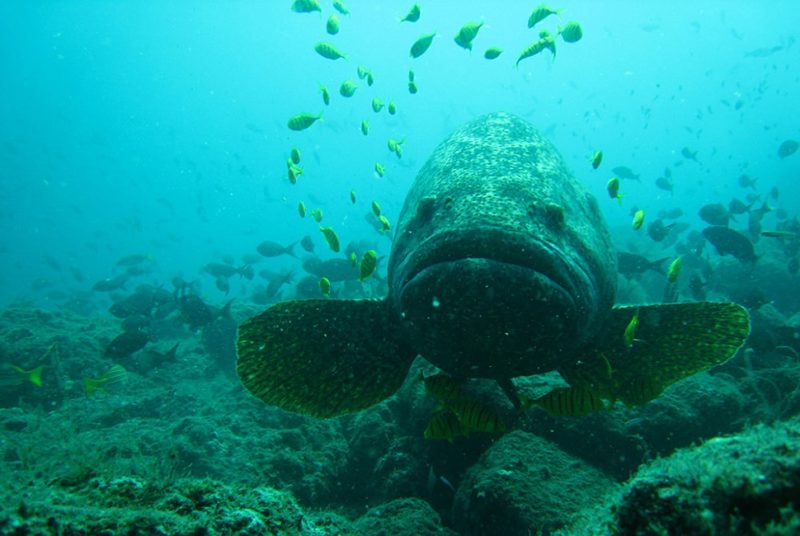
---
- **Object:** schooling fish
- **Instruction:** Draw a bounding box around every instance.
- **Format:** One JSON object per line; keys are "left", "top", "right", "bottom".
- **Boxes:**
{"left": 235, "top": 113, "right": 750, "bottom": 419}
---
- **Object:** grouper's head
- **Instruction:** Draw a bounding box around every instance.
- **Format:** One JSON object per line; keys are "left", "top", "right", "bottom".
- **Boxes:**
{"left": 388, "top": 113, "right": 617, "bottom": 379}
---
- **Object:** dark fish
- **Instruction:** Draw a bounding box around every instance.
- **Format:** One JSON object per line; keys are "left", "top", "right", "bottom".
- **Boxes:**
{"left": 658, "top": 208, "right": 684, "bottom": 220}
{"left": 257, "top": 240, "right": 297, "bottom": 258}
{"left": 647, "top": 219, "right": 676, "bottom": 242}
{"left": 121, "top": 314, "right": 151, "bottom": 333}
{"left": 777, "top": 140, "right": 798, "bottom": 159}
{"left": 617, "top": 252, "right": 670, "bottom": 278}
{"left": 737, "top": 174, "right": 757, "bottom": 190}
{"left": 681, "top": 147, "right": 699, "bottom": 162}
{"left": 215, "top": 276, "right": 230, "bottom": 294}
{"left": 688, "top": 274, "right": 706, "bottom": 301}
{"left": 655, "top": 176, "right": 674, "bottom": 193}
{"left": 104, "top": 330, "right": 148, "bottom": 358}
{"left": 702, "top": 226, "right": 757, "bottom": 263}
{"left": 302, "top": 257, "right": 359, "bottom": 282}
{"left": 265, "top": 270, "right": 294, "bottom": 298}
{"left": 235, "top": 113, "right": 750, "bottom": 419}
{"left": 92, "top": 274, "right": 129, "bottom": 292}
{"left": 611, "top": 166, "right": 641, "bottom": 182}
{"left": 116, "top": 253, "right": 152, "bottom": 267}
{"left": 728, "top": 198, "right": 751, "bottom": 215}
{"left": 204, "top": 262, "right": 253, "bottom": 280}
{"left": 109, "top": 285, "right": 173, "bottom": 318}
{"left": 300, "top": 235, "right": 315, "bottom": 253}
{"left": 698, "top": 203, "right": 731, "bottom": 226}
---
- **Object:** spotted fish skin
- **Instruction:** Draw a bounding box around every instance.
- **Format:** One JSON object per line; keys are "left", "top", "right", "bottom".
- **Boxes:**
{"left": 388, "top": 112, "right": 617, "bottom": 379}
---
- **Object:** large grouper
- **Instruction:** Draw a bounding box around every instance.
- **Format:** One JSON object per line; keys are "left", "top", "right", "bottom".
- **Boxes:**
{"left": 236, "top": 112, "right": 750, "bottom": 418}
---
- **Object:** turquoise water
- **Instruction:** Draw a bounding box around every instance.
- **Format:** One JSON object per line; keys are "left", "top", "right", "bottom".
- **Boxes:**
{"left": 1, "top": 2, "right": 799, "bottom": 534}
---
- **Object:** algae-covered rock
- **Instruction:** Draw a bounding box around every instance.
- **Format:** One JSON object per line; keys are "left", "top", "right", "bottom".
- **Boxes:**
{"left": 452, "top": 430, "right": 618, "bottom": 535}
{"left": 353, "top": 497, "right": 457, "bottom": 535}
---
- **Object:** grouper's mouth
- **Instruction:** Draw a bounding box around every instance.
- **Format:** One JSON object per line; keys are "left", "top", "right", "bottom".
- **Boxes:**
{"left": 397, "top": 227, "right": 582, "bottom": 304}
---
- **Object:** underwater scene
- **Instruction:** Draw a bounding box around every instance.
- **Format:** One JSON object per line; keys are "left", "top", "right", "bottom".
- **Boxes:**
{"left": 1, "top": 1, "right": 799, "bottom": 534}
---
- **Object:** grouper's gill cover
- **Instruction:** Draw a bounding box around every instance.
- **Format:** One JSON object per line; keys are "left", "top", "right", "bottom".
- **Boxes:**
{"left": 389, "top": 112, "right": 616, "bottom": 378}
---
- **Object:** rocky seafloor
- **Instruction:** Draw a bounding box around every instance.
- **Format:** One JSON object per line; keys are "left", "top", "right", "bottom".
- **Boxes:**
{"left": 1, "top": 300, "right": 799, "bottom": 535}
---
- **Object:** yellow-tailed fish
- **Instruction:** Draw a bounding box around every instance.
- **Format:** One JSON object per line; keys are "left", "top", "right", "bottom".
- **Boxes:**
{"left": 529, "top": 387, "right": 605, "bottom": 417}
{"left": 375, "top": 162, "right": 386, "bottom": 178}
{"left": 378, "top": 215, "right": 391, "bottom": 232}
{"left": 314, "top": 42, "right": 347, "bottom": 60}
{"left": 290, "top": 148, "right": 301, "bottom": 165}
{"left": 388, "top": 101, "right": 397, "bottom": 115}
{"left": 333, "top": 0, "right": 349, "bottom": 15}
{"left": 632, "top": 209, "right": 645, "bottom": 230}
{"left": 311, "top": 208, "right": 324, "bottom": 222}
{"left": 424, "top": 410, "right": 467, "bottom": 442}
{"left": 287, "top": 163, "right": 303, "bottom": 184}
{"left": 357, "top": 65, "right": 372, "bottom": 80}
{"left": 298, "top": 201, "right": 306, "bottom": 218}
{"left": 410, "top": 32, "right": 436, "bottom": 58}
{"left": 349, "top": 251, "right": 358, "bottom": 267}
{"left": 454, "top": 21, "right": 484, "bottom": 51}
{"left": 359, "top": 250, "right": 378, "bottom": 280}
{"left": 448, "top": 399, "right": 506, "bottom": 434}
{"left": 371, "top": 97, "right": 385, "bottom": 112}
{"left": 319, "top": 226, "right": 340, "bottom": 252}
{"left": 319, "top": 276, "right": 331, "bottom": 296}
{"left": 326, "top": 14, "right": 340, "bottom": 35}
{"left": 287, "top": 112, "right": 322, "bottom": 131}
{"left": 350, "top": 190, "right": 357, "bottom": 204}
{"left": 484, "top": 47, "right": 503, "bottom": 59}
{"left": 339, "top": 80, "right": 358, "bottom": 98}
{"left": 607, "top": 177, "right": 623, "bottom": 203}
{"left": 291, "top": 0, "right": 321, "bottom": 14}
{"left": 591, "top": 150, "right": 603, "bottom": 169}
{"left": 623, "top": 309, "right": 639, "bottom": 348}
{"left": 667, "top": 257, "right": 682, "bottom": 283}
{"left": 361, "top": 119, "right": 369, "bottom": 136}
{"left": 319, "top": 84, "right": 330, "bottom": 106}
{"left": 84, "top": 364, "right": 127, "bottom": 397}
{"left": 371, "top": 200, "right": 382, "bottom": 217}
{"left": 399, "top": 3, "right": 421, "bottom": 23}
{"left": 527, "top": 4, "right": 561, "bottom": 28}
{"left": 558, "top": 21, "right": 583, "bottom": 43}
{"left": 7, "top": 365, "right": 43, "bottom": 387}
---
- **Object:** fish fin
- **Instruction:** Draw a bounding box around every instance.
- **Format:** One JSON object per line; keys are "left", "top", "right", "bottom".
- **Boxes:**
{"left": 237, "top": 299, "right": 415, "bottom": 418}
{"left": 560, "top": 302, "right": 750, "bottom": 407}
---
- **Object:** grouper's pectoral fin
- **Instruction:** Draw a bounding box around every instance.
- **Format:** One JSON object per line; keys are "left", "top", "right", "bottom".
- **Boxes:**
{"left": 236, "top": 299, "right": 416, "bottom": 418}
{"left": 559, "top": 302, "right": 750, "bottom": 407}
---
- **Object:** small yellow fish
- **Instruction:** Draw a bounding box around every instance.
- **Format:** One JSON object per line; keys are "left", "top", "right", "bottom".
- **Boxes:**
{"left": 319, "top": 276, "right": 331, "bottom": 296}
{"left": 388, "top": 138, "right": 404, "bottom": 158}
{"left": 410, "top": 32, "right": 436, "bottom": 58}
{"left": 591, "top": 150, "right": 603, "bottom": 169}
{"left": 420, "top": 372, "right": 465, "bottom": 401}
{"left": 290, "top": 147, "right": 301, "bottom": 165}
{"left": 339, "top": 80, "right": 358, "bottom": 97}
{"left": 371, "top": 97, "right": 385, "bottom": 112}
{"left": 291, "top": 0, "right": 321, "bottom": 14}
{"left": 7, "top": 365, "right": 43, "bottom": 387}
{"left": 375, "top": 162, "right": 386, "bottom": 178}
{"left": 361, "top": 119, "right": 369, "bottom": 136}
{"left": 84, "top": 364, "right": 127, "bottom": 397}
{"left": 558, "top": 21, "right": 583, "bottom": 43}
{"left": 399, "top": 3, "right": 421, "bottom": 23}
{"left": 607, "top": 177, "right": 623, "bottom": 203}
{"left": 332, "top": 0, "right": 349, "bottom": 15}
{"left": 350, "top": 190, "right": 357, "bottom": 204}
{"left": 326, "top": 14, "right": 340, "bottom": 35}
{"left": 528, "top": 4, "right": 561, "bottom": 28}
{"left": 623, "top": 309, "right": 639, "bottom": 348}
{"left": 371, "top": 200, "right": 382, "bottom": 216}
{"left": 408, "top": 81, "right": 418, "bottom": 94}
{"left": 319, "top": 226, "right": 340, "bottom": 252}
{"left": 632, "top": 209, "right": 645, "bottom": 230}
{"left": 349, "top": 251, "right": 358, "bottom": 267}
{"left": 526, "top": 386, "right": 605, "bottom": 417}
{"left": 387, "top": 101, "right": 397, "bottom": 115}
{"left": 298, "top": 201, "right": 306, "bottom": 218}
{"left": 287, "top": 112, "right": 322, "bottom": 131}
{"left": 287, "top": 163, "right": 303, "bottom": 184}
{"left": 667, "top": 257, "right": 682, "bottom": 283}
{"left": 448, "top": 399, "right": 506, "bottom": 434}
{"left": 311, "top": 208, "right": 324, "bottom": 222}
{"left": 356, "top": 65, "right": 370, "bottom": 79}
{"left": 516, "top": 33, "right": 557, "bottom": 66}
{"left": 359, "top": 250, "right": 378, "bottom": 280}
{"left": 319, "top": 84, "right": 330, "bottom": 106}
{"left": 424, "top": 410, "right": 467, "bottom": 442}
{"left": 484, "top": 47, "right": 503, "bottom": 60}
{"left": 454, "top": 21, "right": 484, "bottom": 51}
{"left": 378, "top": 215, "right": 391, "bottom": 232}
{"left": 314, "top": 41, "right": 347, "bottom": 60}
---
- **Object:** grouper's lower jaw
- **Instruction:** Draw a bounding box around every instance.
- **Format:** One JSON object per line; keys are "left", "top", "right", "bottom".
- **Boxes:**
{"left": 397, "top": 257, "right": 582, "bottom": 379}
